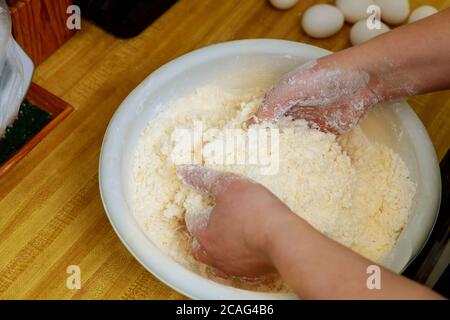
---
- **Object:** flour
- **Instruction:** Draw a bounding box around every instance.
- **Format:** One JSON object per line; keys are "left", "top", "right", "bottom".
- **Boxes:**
{"left": 132, "top": 86, "right": 416, "bottom": 292}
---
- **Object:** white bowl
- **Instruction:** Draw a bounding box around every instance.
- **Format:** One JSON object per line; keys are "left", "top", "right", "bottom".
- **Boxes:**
{"left": 99, "top": 39, "right": 441, "bottom": 300}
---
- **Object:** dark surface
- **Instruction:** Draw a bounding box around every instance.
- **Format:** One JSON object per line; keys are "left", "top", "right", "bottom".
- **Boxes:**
{"left": 0, "top": 100, "right": 53, "bottom": 165}
{"left": 403, "top": 149, "right": 449, "bottom": 297}
{"left": 76, "top": 0, "right": 178, "bottom": 39}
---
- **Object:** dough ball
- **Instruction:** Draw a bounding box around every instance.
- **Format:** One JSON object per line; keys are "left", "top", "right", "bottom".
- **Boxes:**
{"left": 408, "top": 5, "right": 438, "bottom": 23}
{"left": 335, "top": 0, "right": 375, "bottom": 24}
{"left": 350, "top": 19, "right": 390, "bottom": 45}
{"left": 375, "top": 0, "right": 410, "bottom": 25}
{"left": 269, "top": 0, "right": 298, "bottom": 10}
{"left": 302, "top": 4, "right": 344, "bottom": 38}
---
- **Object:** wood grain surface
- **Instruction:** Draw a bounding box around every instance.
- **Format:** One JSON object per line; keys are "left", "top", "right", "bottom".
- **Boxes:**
{"left": 0, "top": 0, "right": 449, "bottom": 300}
{"left": 9, "top": 0, "right": 76, "bottom": 65}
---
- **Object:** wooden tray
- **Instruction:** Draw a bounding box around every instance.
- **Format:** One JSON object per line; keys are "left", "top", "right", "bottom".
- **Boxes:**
{"left": 0, "top": 83, "right": 73, "bottom": 177}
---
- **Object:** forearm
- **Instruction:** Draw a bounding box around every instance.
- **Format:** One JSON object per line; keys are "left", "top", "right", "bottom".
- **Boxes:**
{"left": 264, "top": 210, "right": 443, "bottom": 299}
{"left": 320, "top": 9, "right": 450, "bottom": 101}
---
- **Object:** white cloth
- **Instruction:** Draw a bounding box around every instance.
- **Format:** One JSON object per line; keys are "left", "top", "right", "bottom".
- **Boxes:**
{"left": 0, "top": 0, "right": 33, "bottom": 137}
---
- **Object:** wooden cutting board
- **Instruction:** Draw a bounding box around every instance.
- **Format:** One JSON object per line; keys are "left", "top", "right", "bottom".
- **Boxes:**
{"left": 0, "top": 0, "right": 449, "bottom": 299}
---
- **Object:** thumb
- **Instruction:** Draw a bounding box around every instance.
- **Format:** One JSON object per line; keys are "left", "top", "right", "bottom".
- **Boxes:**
{"left": 248, "top": 62, "right": 319, "bottom": 126}
{"left": 176, "top": 165, "right": 246, "bottom": 197}
{"left": 246, "top": 84, "right": 307, "bottom": 127}
{"left": 246, "top": 99, "right": 288, "bottom": 127}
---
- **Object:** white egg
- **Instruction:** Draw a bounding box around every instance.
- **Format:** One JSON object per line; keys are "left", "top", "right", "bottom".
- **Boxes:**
{"left": 350, "top": 19, "right": 390, "bottom": 45}
{"left": 269, "top": 0, "right": 298, "bottom": 10}
{"left": 375, "top": 0, "right": 410, "bottom": 25}
{"left": 408, "top": 5, "right": 438, "bottom": 23}
{"left": 335, "top": 0, "right": 375, "bottom": 24}
{"left": 301, "top": 4, "right": 344, "bottom": 39}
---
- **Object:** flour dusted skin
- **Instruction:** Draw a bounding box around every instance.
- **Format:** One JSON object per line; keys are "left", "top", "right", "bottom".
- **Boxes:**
{"left": 132, "top": 86, "right": 416, "bottom": 292}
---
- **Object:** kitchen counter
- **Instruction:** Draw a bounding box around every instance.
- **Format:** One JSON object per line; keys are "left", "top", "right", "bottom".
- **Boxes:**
{"left": 0, "top": 0, "right": 449, "bottom": 299}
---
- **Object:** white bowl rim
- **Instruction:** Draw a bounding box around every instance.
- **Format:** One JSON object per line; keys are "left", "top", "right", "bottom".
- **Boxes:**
{"left": 99, "top": 39, "right": 441, "bottom": 300}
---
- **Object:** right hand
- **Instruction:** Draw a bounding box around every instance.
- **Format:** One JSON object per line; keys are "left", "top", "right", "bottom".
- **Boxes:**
{"left": 247, "top": 58, "right": 382, "bottom": 134}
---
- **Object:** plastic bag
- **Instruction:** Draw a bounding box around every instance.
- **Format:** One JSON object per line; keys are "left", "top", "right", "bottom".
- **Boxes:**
{"left": 0, "top": 0, "right": 34, "bottom": 138}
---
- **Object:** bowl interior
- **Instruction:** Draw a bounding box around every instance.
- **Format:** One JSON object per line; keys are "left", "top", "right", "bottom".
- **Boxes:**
{"left": 100, "top": 40, "right": 441, "bottom": 299}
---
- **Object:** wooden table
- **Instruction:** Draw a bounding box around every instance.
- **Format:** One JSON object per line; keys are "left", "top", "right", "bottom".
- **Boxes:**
{"left": 1, "top": 0, "right": 449, "bottom": 300}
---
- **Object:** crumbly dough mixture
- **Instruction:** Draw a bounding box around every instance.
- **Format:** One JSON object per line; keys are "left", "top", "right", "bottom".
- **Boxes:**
{"left": 132, "top": 86, "right": 416, "bottom": 292}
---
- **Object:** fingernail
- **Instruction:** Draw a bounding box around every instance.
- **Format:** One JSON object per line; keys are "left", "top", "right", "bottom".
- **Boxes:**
{"left": 245, "top": 116, "right": 257, "bottom": 128}
{"left": 211, "top": 267, "right": 229, "bottom": 279}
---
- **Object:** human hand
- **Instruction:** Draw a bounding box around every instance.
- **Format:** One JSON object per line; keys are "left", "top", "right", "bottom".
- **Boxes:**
{"left": 247, "top": 58, "right": 382, "bottom": 134}
{"left": 176, "top": 165, "right": 294, "bottom": 278}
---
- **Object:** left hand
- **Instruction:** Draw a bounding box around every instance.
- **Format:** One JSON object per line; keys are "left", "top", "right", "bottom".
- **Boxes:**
{"left": 177, "top": 165, "right": 294, "bottom": 278}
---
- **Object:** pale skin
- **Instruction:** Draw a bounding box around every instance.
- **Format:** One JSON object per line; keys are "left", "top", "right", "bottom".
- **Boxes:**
{"left": 178, "top": 10, "right": 450, "bottom": 299}
{"left": 248, "top": 9, "right": 450, "bottom": 133}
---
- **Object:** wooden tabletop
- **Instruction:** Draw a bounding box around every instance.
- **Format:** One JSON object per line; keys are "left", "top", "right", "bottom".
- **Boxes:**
{"left": 1, "top": 0, "right": 449, "bottom": 300}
